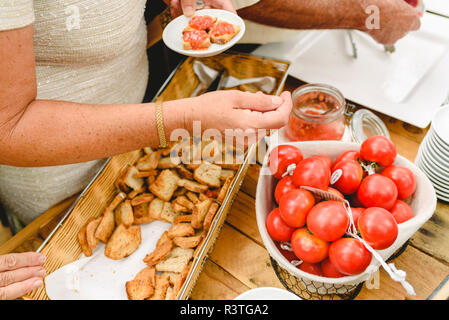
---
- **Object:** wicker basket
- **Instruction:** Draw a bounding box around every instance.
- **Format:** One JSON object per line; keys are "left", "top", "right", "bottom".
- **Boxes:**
{"left": 25, "top": 52, "right": 290, "bottom": 300}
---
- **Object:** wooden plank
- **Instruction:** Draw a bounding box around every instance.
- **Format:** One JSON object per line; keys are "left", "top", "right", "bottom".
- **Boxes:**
{"left": 429, "top": 275, "right": 449, "bottom": 300}
{"left": 0, "top": 223, "right": 12, "bottom": 247}
{"left": 209, "top": 224, "right": 284, "bottom": 290}
{"left": 0, "top": 195, "right": 77, "bottom": 255}
{"left": 356, "top": 246, "right": 449, "bottom": 300}
{"left": 226, "top": 191, "right": 263, "bottom": 246}
{"left": 190, "top": 259, "right": 250, "bottom": 300}
{"left": 411, "top": 201, "right": 449, "bottom": 263}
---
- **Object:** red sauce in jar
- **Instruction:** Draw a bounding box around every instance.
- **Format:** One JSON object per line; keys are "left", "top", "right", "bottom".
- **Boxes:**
{"left": 285, "top": 85, "right": 346, "bottom": 141}
{"left": 210, "top": 21, "right": 235, "bottom": 37}
{"left": 188, "top": 15, "right": 215, "bottom": 30}
{"left": 183, "top": 30, "right": 209, "bottom": 50}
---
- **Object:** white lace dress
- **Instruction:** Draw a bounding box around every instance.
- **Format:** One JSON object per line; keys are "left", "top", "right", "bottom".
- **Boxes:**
{"left": 0, "top": 0, "right": 149, "bottom": 223}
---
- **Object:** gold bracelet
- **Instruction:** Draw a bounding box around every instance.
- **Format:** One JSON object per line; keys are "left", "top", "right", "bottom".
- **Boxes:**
{"left": 155, "top": 100, "right": 167, "bottom": 148}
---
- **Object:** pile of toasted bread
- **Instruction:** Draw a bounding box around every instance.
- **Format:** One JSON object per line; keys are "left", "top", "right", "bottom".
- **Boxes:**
{"left": 77, "top": 138, "right": 241, "bottom": 300}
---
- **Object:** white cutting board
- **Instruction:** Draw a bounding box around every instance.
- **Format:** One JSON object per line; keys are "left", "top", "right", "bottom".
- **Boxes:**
{"left": 254, "top": 11, "right": 449, "bottom": 128}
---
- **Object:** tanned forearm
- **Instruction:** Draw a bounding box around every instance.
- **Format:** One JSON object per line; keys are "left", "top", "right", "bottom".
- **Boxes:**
{"left": 238, "top": 0, "right": 375, "bottom": 31}
{"left": 0, "top": 98, "right": 193, "bottom": 167}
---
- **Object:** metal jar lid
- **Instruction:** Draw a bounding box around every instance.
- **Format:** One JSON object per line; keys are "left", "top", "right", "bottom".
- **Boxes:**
{"left": 349, "top": 109, "right": 390, "bottom": 144}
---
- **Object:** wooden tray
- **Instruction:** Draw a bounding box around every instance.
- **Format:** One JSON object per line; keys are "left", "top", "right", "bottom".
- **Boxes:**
{"left": 25, "top": 52, "right": 290, "bottom": 300}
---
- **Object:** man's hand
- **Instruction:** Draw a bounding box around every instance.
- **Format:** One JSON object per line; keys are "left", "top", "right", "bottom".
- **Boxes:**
{"left": 364, "top": 0, "right": 421, "bottom": 45}
{"left": 164, "top": 0, "right": 236, "bottom": 18}
{"left": 0, "top": 252, "right": 46, "bottom": 300}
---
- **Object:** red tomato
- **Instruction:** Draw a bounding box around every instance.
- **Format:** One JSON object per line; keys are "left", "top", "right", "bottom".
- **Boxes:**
{"left": 357, "top": 174, "right": 398, "bottom": 210}
{"left": 321, "top": 258, "right": 346, "bottom": 278}
{"left": 332, "top": 160, "right": 364, "bottom": 195}
{"left": 389, "top": 200, "right": 414, "bottom": 224}
{"left": 309, "top": 155, "right": 333, "bottom": 170}
{"left": 332, "top": 150, "right": 360, "bottom": 170}
{"left": 291, "top": 228, "right": 329, "bottom": 263}
{"left": 329, "top": 238, "right": 372, "bottom": 275}
{"left": 279, "top": 189, "right": 315, "bottom": 228}
{"left": 307, "top": 201, "right": 349, "bottom": 242}
{"left": 381, "top": 165, "right": 416, "bottom": 200}
{"left": 326, "top": 187, "right": 344, "bottom": 200}
{"left": 360, "top": 136, "right": 397, "bottom": 167}
{"left": 350, "top": 207, "right": 365, "bottom": 228}
{"left": 299, "top": 262, "right": 323, "bottom": 276}
{"left": 292, "top": 157, "right": 331, "bottom": 190}
{"left": 274, "top": 175, "right": 296, "bottom": 204}
{"left": 358, "top": 207, "right": 398, "bottom": 250}
{"left": 266, "top": 208, "right": 295, "bottom": 242}
{"left": 268, "top": 145, "right": 303, "bottom": 179}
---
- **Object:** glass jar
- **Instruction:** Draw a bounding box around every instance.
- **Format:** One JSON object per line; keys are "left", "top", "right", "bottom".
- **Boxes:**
{"left": 285, "top": 84, "right": 346, "bottom": 141}
{"left": 349, "top": 109, "right": 390, "bottom": 144}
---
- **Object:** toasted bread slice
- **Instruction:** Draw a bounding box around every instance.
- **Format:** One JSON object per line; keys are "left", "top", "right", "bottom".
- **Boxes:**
{"left": 191, "top": 198, "right": 213, "bottom": 229}
{"left": 78, "top": 221, "right": 92, "bottom": 257}
{"left": 219, "top": 169, "right": 235, "bottom": 182}
{"left": 210, "top": 21, "right": 240, "bottom": 44}
{"left": 136, "top": 150, "right": 161, "bottom": 171}
{"left": 185, "top": 191, "right": 199, "bottom": 204}
{"left": 104, "top": 225, "right": 141, "bottom": 260}
{"left": 165, "top": 286, "right": 174, "bottom": 300}
{"left": 133, "top": 169, "right": 158, "bottom": 178}
{"left": 182, "top": 30, "right": 210, "bottom": 50}
{"left": 177, "top": 179, "right": 208, "bottom": 193}
{"left": 171, "top": 261, "right": 192, "bottom": 299}
{"left": 115, "top": 200, "right": 134, "bottom": 227}
{"left": 149, "top": 169, "right": 180, "bottom": 201}
{"left": 156, "top": 231, "right": 171, "bottom": 247}
{"left": 185, "top": 15, "right": 217, "bottom": 31}
{"left": 161, "top": 272, "right": 180, "bottom": 286}
{"left": 161, "top": 201, "right": 180, "bottom": 224}
{"left": 203, "top": 202, "right": 219, "bottom": 232}
{"left": 167, "top": 223, "right": 195, "bottom": 238}
{"left": 158, "top": 157, "right": 181, "bottom": 169}
{"left": 216, "top": 175, "right": 233, "bottom": 204}
{"left": 86, "top": 217, "right": 102, "bottom": 250}
{"left": 148, "top": 275, "right": 171, "bottom": 300}
{"left": 173, "top": 196, "right": 194, "bottom": 211}
{"left": 143, "top": 239, "right": 174, "bottom": 267}
{"left": 122, "top": 166, "right": 145, "bottom": 191}
{"left": 172, "top": 202, "right": 188, "bottom": 213}
{"left": 173, "top": 235, "right": 203, "bottom": 249}
{"left": 126, "top": 267, "right": 155, "bottom": 300}
{"left": 155, "top": 247, "right": 194, "bottom": 273}
{"left": 95, "top": 210, "right": 115, "bottom": 243}
{"left": 175, "top": 164, "right": 194, "bottom": 180}
{"left": 106, "top": 192, "right": 126, "bottom": 212}
{"left": 133, "top": 202, "right": 154, "bottom": 225}
{"left": 174, "top": 214, "right": 193, "bottom": 224}
{"left": 148, "top": 197, "right": 164, "bottom": 220}
{"left": 131, "top": 193, "right": 154, "bottom": 206}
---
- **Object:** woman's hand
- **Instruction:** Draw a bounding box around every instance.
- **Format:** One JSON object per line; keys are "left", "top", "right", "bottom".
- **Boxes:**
{"left": 164, "top": 0, "right": 236, "bottom": 18}
{"left": 181, "top": 90, "right": 292, "bottom": 138}
{"left": 0, "top": 252, "right": 46, "bottom": 300}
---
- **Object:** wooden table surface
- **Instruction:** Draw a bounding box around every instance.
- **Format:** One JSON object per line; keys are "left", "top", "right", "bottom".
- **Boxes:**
{"left": 1, "top": 76, "right": 448, "bottom": 300}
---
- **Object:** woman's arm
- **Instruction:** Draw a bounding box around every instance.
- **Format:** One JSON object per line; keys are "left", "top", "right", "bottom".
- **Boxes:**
{"left": 237, "top": 0, "right": 421, "bottom": 45}
{"left": 0, "top": 25, "right": 291, "bottom": 167}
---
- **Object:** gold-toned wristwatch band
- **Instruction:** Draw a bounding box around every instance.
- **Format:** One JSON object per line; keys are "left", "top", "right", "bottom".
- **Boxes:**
{"left": 155, "top": 100, "right": 167, "bottom": 148}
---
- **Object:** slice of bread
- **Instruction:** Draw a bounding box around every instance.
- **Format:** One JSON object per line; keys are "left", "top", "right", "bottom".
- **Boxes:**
{"left": 155, "top": 247, "right": 194, "bottom": 273}
{"left": 104, "top": 225, "right": 141, "bottom": 260}
{"left": 210, "top": 21, "right": 240, "bottom": 44}
{"left": 193, "top": 162, "right": 222, "bottom": 188}
{"left": 149, "top": 169, "right": 180, "bottom": 201}
{"left": 95, "top": 210, "right": 115, "bottom": 243}
{"left": 115, "top": 200, "right": 134, "bottom": 227}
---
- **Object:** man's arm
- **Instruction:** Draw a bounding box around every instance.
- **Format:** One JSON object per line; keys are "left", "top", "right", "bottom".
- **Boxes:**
{"left": 237, "top": 0, "right": 421, "bottom": 45}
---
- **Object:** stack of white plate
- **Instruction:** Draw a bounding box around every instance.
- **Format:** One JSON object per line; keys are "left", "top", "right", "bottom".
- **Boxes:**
{"left": 415, "top": 106, "right": 449, "bottom": 202}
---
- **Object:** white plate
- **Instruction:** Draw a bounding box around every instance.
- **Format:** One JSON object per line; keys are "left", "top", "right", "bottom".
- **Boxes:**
{"left": 431, "top": 106, "right": 449, "bottom": 146}
{"left": 415, "top": 154, "right": 449, "bottom": 189}
{"left": 234, "top": 287, "right": 302, "bottom": 300}
{"left": 420, "top": 146, "right": 449, "bottom": 181}
{"left": 162, "top": 9, "right": 245, "bottom": 58}
{"left": 426, "top": 131, "right": 449, "bottom": 160}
